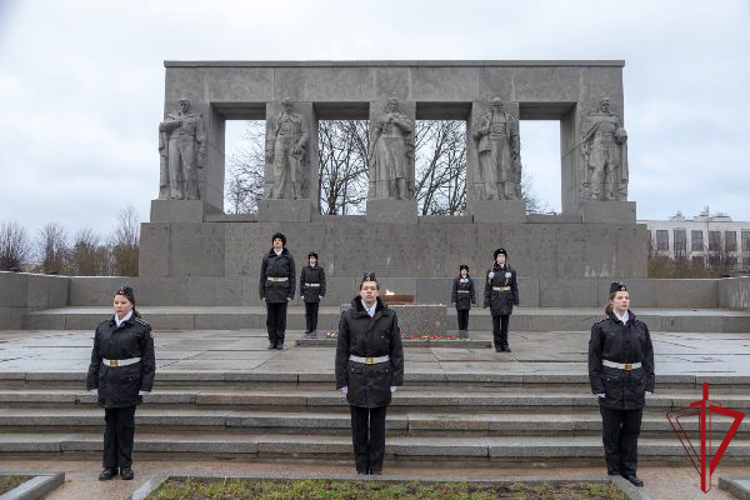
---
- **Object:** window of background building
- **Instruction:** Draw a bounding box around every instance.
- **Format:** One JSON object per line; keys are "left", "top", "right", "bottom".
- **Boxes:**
{"left": 656, "top": 230, "right": 669, "bottom": 252}
{"left": 742, "top": 230, "right": 750, "bottom": 254}
{"left": 691, "top": 230, "right": 704, "bottom": 252}
{"left": 674, "top": 229, "right": 687, "bottom": 256}
{"left": 726, "top": 231, "right": 737, "bottom": 252}
{"left": 709, "top": 231, "right": 722, "bottom": 252}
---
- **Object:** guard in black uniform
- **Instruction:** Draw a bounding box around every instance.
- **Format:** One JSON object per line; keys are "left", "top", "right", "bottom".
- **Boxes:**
{"left": 86, "top": 285, "right": 155, "bottom": 481}
{"left": 300, "top": 251, "right": 326, "bottom": 335}
{"left": 451, "top": 264, "right": 476, "bottom": 338}
{"left": 335, "top": 272, "right": 405, "bottom": 475}
{"left": 484, "top": 248, "right": 519, "bottom": 352}
{"left": 588, "top": 281, "right": 655, "bottom": 488}
{"left": 259, "top": 232, "right": 296, "bottom": 350}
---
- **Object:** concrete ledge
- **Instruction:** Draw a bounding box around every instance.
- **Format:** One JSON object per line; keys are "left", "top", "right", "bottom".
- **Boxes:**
{"left": 719, "top": 477, "right": 750, "bottom": 500}
{"left": 129, "top": 471, "right": 646, "bottom": 500}
{"left": 296, "top": 337, "right": 492, "bottom": 348}
{"left": 0, "top": 472, "right": 65, "bottom": 500}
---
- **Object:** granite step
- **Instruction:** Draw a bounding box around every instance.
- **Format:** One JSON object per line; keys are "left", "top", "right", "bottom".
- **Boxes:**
{"left": 0, "top": 407, "right": 747, "bottom": 437}
{"left": 1, "top": 432, "right": 749, "bottom": 463}
{"left": 23, "top": 306, "right": 750, "bottom": 332}
{"left": 3, "top": 370, "right": 746, "bottom": 391}
{"left": 1, "top": 388, "right": 749, "bottom": 412}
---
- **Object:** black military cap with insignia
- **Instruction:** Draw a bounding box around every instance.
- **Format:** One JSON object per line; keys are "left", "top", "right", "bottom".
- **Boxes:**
{"left": 361, "top": 271, "right": 378, "bottom": 283}
{"left": 610, "top": 281, "right": 628, "bottom": 294}
{"left": 116, "top": 284, "right": 136, "bottom": 304}
{"left": 493, "top": 248, "right": 507, "bottom": 259}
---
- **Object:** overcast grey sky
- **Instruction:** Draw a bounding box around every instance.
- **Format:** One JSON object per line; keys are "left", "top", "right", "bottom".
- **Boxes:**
{"left": 1, "top": 0, "right": 748, "bottom": 239}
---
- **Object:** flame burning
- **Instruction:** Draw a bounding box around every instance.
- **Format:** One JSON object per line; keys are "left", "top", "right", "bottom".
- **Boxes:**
{"left": 385, "top": 289, "right": 395, "bottom": 296}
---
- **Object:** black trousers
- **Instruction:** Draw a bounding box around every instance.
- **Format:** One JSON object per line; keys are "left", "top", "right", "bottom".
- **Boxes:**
{"left": 266, "top": 302, "right": 287, "bottom": 344}
{"left": 350, "top": 405, "right": 387, "bottom": 473}
{"left": 457, "top": 309, "right": 470, "bottom": 330}
{"left": 304, "top": 301, "right": 319, "bottom": 332}
{"left": 600, "top": 406, "right": 643, "bottom": 477}
{"left": 103, "top": 405, "right": 136, "bottom": 469}
{"left": 492, "top": 314, "right": 510, "bottom": 347}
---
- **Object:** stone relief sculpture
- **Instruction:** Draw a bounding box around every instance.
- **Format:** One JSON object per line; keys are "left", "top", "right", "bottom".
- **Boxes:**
{"left": 369, "top": 98, "right": 414, "bottom": 200}
{"left": 158, "top": 99, "right": 206, "bottom": 200}
{"left": 266, "top": 98, "right": 310, "bottom": 199}
{"left": 580, "top": 97, "right": 629, "bottom": 201}
{"left": 472, "top": 98, "right": 522, "bottom": 200}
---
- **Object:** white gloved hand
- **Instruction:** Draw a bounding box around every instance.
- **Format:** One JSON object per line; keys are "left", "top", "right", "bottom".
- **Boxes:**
{"left": 340, "top": 386, "right": 348, "bottom": 395}
{"left": 645, "top": 391, "right": 653, "bottom": 396}
{"left": 596, "top": 393, "right": 606, "bottom": 399}
{"left": 89, "top": 389, "right": 98, "bottom": 396}
{"left": 319, "top": 295, "right": 324, "bottom": 300}
{"left": 301, "top": 296, "right": 304, "bottom": 300}
{"left": 390, "top": 386, "right": 397, "bottom": 394}
{"left": 138, "top": 391, "right": 150, "bottom": 396}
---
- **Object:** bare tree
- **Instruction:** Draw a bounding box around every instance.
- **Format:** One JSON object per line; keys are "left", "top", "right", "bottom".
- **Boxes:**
{"left": 111, "top": 204, "right": 140, "bottom": 276}
{"left": 0, "top": 221, "right": 31, "bottom": 271}
{"left": 36, "top": 222, "right": 69, "bottom": 274}
{"left": 520, "top": 171, "right": 552, "bottom": 215}
{"left": 414, "top": 120, "right": 467, "bottom": 216}
{"left": 225, "top": 121, "right": 266, "bottom": 214}
{"left": 68, "top": 229, "right": 110, "bottom": 276}
{"left": 318, "top": 120, "right": 370, "bottom": 215}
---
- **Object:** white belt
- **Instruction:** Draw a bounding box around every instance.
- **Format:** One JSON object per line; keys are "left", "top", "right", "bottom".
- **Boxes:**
{"left": 349, "top": 354, "right": 390, "bottom": 365}
{"left": 492, "top": 286, "right": 510, "bottom": 291}
{"left": 603, "top": 360, "right": 642, "bottom": 371}
{"left": 267, "top": 277, "right": 289, "bottom": 282}
{"left": 103, "top": 357, "right": 141, "bottom": 368}
{"left": 457, "top": 290, "right": 470, "bottom": 294}
{"left": 304, "top": 283, "right": 321, "bottom": 287}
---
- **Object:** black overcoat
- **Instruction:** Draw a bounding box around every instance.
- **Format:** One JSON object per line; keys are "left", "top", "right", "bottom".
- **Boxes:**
{"left": 300, "top": 264, "right": 326, "bottom": 303}
{"left": 86, "top": 315, "right": 156, "bottom": 409}
{"left": 335, "top": 297, "right": 405, "bottom": 408}
{"left": 483, "top": 264, "right": 519, "bottom": 316}
{"left": 588, "top": 311, "right": 656, "bottom": 410}
{"left": 451, "top": 276, "right": 476, "bottom": 311}
{"left": 259, "top": 248, "right": 296, "bottom": 303}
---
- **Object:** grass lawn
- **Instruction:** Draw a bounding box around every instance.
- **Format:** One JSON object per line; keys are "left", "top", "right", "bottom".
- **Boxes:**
{"left": 0, "top": 475, "right": 29, "bottom": 495}
{"left": 148, "top": 478, "right": 630, "bottom": 500}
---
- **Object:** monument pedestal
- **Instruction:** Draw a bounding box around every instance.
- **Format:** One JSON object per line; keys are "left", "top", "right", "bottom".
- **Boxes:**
{"left": 580, "top": 200, "right": 636, "bottom": 224}
{"left": 367, "top": 199, "right": 417, "bottom": 224}
{"left": 150, "top": 199, "right": 217, "bottom": 223}
{"left": 257, "top": 199, "right": 312, "bottom": 222}
{"left": 468, "top": 200, "right": 527, "bottom": 224}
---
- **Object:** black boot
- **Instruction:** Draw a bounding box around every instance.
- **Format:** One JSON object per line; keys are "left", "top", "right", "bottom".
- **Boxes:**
{"left": 267, "top": 341, "right": 276, "bottom": 349}
{"left": 98, "top": 468, "right": 117, "bottom": 481}
{"left": 623, "top": 474, "right": 644, "bottom": 487}
{"left": 276, "top": 342, "right": 284, "bottom": 350}
{"left": 120, "top": 468, "right": 134, "bottom": 480}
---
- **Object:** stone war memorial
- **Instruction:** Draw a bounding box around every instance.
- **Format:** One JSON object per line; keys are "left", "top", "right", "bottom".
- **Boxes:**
{"left": 1, "top": 61, "right": 750, "bottom": 498}
{"left": 145, "top": 60, "right": 646, "bottom": 305}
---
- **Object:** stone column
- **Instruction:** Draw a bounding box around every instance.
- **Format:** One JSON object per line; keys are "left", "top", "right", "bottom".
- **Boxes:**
{"left": 366, "top": 99, "right": 418, "bottom": 224}
{"left": 466, "top": 100, "right": 526, "bottom": 224}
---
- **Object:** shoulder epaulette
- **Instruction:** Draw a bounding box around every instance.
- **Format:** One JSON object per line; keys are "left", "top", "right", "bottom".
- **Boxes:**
{"left": 135, "top": 318, "right": 151, "bottom": 327}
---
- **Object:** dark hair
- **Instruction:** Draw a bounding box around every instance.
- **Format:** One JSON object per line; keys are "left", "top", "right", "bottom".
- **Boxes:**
{"left": 308, "top": 252, "right": 319, "bottom": 260}
{"left": 359, "top": 281, "right": 380, "bottom": 290}
{"left": 115, "top": 285, "right": 141, "bottom": 318}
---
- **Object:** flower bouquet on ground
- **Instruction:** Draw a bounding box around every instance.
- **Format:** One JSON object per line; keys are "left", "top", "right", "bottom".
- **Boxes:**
{"left": 401, "top": 333, "right": 460, "bottom": 341}
{"left": 325, "top": 331, "right": 339, "bottom": 339}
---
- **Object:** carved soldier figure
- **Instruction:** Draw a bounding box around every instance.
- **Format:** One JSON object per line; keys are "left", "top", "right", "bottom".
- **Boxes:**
{"left": 472, "top": 98, "right": 522, "bottom": 200}
{"left": 369, "top": 98, "right": 414, "bottom": 200}
{"left": 580, "top": 97, "right": 629, "bottom": 201}
{"left": 158, "top": 99, "right": 206, "bottom": 200}
{"left": 266, "top": 98, "right": 310, "bottom": 199}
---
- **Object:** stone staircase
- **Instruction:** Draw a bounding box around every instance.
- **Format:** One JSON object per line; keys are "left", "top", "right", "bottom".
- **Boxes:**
{"left": 1, "top": 373, "right": 748, "bottom": 465}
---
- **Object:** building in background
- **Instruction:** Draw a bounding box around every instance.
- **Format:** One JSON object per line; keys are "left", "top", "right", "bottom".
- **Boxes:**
{"left": 640, "top": 207, "right": 750, "bottom": 272}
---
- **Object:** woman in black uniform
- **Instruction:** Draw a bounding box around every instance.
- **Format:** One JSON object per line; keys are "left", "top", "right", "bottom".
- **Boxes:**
{"left": 588, "top": 281, "right": 655, "bottom": 487}
{"left": 300, "top": 251, "right": 326, "bottom": 335}
{"left": 86, "top": 285, "right": 156, "bottom": 481}
{"left": 484, "top": 248, "right": 519, "bottom": 352}
{"left": 451, "top": 264, "right": 476, "bottom": 338}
